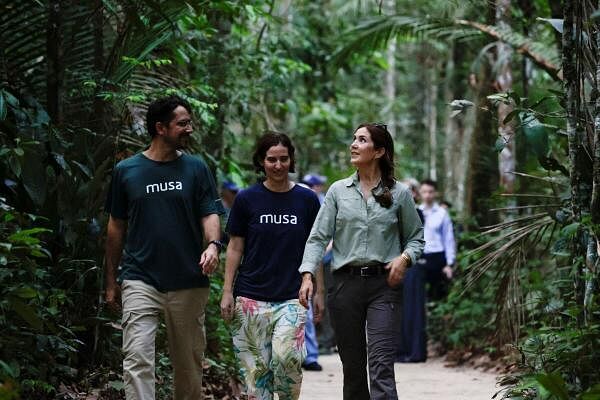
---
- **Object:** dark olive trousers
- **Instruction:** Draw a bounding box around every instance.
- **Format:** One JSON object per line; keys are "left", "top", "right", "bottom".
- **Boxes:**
{"left": 328, "top": 270, "right": 402, "bottom": 400}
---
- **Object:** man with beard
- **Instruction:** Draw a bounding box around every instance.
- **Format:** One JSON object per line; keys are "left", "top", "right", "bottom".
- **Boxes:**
{"left": 104, "top": 95, "right": 224, "bottom": 399}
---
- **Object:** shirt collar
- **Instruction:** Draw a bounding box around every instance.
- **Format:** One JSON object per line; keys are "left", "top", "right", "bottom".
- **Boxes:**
{"left": 345, "top": 172, "right": 359, "bottom": 187}
{"left": 345, "top": 171, "right": 385, "bottom": 190}
{"left": 419, "top": 202, "right": 441, "bottom": 212}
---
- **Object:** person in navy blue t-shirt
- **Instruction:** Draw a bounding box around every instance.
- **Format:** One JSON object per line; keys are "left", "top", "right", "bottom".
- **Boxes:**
{"left": 220, "top": 132, "right": 321, "bottom": 400}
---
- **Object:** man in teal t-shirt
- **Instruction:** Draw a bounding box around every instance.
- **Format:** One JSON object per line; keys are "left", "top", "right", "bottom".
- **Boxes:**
{"left": 104, "top": 95, "right": 224, "bottom": 400}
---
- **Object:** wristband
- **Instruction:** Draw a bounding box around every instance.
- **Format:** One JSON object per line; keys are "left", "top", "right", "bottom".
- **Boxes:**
{"left": 400, "top": 252, "right": 412, "bottom": 267}
{"left": 208, "top": 240, "right": 225, "bottom": 253}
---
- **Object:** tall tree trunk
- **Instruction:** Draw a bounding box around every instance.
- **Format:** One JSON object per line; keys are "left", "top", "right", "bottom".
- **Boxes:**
{"left": 563, "top": 0, "right": 596, "bottom": 331}
{"left": 516, "top": 0, "right": 535, "bottom": 206}
{"left": 443, "top": 41, "right": 470, "bottom": 215}
{"left": 496, "top": 0, "right": 516, "bottom": 196}
{"left": 47, "top": 0, "right": 63, "bottom": 124}
{"left": 593, "top": 27, "right": 600, "bottom": 235}
{"left": 384, "top": 0, "right": 396, "bottom": 137}
{"left": 204, "top": 14, "right": 232, "bottom": 170}
{"left": 92, "top": 0, "right": 104, "bottom": 132}
{"left": 425, "top": 57, "right": 438, "bottom": 181}
{"left": 465, "top": 61, "right": 499, "bottom": 227}
{"left": 466, "top": 2, "right": 499, "bottom": 228}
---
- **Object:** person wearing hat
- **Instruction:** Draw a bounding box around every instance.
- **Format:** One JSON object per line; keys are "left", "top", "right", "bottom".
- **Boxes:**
{"left": 221, "top": 181, "right": 240, "bottom": 211}
{"left": 303, "top": 174, "right": 327, "bottom": 204}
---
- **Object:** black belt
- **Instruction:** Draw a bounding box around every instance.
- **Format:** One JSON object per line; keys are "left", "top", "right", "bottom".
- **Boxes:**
{"left": 338, "top": 263, "right": 387, "bottom": 277}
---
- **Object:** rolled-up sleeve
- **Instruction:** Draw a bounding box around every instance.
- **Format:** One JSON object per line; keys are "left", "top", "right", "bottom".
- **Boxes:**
{"left": 398, "top": 189, "right": 425, "bottom": 265}
{"left": 299, "top": 186, "right": 338, "bottom": 275}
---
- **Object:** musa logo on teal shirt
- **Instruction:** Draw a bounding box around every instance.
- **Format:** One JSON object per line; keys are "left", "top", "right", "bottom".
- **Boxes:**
{"left": 145, "top": 181, "right": 183, "bottom": 194}
{"left": 259, "top": 214, "right": 298, "bottom": 224}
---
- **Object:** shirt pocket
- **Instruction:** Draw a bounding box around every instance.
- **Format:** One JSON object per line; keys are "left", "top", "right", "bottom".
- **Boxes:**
{"left": 335, "top": 194, "right": 363, "bottom": 225}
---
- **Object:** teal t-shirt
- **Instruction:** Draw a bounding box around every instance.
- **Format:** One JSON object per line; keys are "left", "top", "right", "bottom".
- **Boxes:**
{"left": 105, "top": 153, "right": 223, "bottom": 292}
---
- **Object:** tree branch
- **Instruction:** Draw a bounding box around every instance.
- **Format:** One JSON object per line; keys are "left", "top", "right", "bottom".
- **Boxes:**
{"left": 456, "top": 19, "right": 562, "bottom": 82}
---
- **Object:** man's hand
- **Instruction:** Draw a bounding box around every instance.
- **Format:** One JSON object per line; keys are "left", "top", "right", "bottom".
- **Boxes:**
{"left": 442, "top": 265, "right": 453, "bottom": 280}
{"left": 385, "top": 256, "right": 410, "bottom": 288}
{"left": 299, "top": 273, "right": 313, "bottom": 309}
{"left": 199, "top": 244, "right": 219, "bottom": 275}
{"left": 105, "top": 282, "right": 121, "bottom": 312}
{"left": 313, "top": 290, "right": 325, "bottom": 323}
{"left": 220, "top": 291, "right": 235, "bottom": 322}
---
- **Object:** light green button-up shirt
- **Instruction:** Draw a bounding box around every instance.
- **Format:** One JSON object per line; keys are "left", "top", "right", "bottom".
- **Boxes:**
{"left": 299, "top": 172, "right": 425, "bottom": 275}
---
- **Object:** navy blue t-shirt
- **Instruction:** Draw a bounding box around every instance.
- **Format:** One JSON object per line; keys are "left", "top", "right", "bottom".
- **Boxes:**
{"left": 105, "top": 153, "right": 223, "bottom": 292}
{"left": 226, "top": 183, "right": 321, "bottom": 302}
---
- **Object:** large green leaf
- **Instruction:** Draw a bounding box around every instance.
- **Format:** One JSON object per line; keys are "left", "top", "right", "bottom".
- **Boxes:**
{"left": 0, "top": 90, "right": 6, "bottom": 120}
{"left": 20, "top": 147, "right": 47, "bottom": 207}
{"left": 520, "top": 112, "right": 550, "bottom": 157}
{"left": 8, "top": 297, "right": 43, "bottom": 331}
{"left": 581, "top": 384, "right": 600, "bottom": 400}
{"left": 534, "top": 373, "right": 569, "bottom": 400}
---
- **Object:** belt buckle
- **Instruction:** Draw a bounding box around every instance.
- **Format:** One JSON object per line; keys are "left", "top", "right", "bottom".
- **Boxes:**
{"left": 360, "top": 266, "right": 369, "bottom": 277}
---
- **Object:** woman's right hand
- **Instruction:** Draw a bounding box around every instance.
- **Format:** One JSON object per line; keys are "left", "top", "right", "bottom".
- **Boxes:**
{"left": 299, "top": 273, "right": 314, "bottom": 309}
{"left": 221, "top": 291, "right": 235, "bottom": 321}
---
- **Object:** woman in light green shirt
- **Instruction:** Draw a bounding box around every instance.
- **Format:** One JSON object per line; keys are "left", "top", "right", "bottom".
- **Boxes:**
{"left": 298, "top": 123, "right": 424, "bottom": 400}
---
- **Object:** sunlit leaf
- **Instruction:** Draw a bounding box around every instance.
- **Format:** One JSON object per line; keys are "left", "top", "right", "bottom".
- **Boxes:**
{"left": 537, "top": 18, "right": 564, "bottom": 33}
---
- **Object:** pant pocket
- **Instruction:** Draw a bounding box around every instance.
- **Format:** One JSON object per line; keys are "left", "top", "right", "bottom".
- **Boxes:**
{"left": 327, "top": 277, "right": 346, "bottom": 302}
{"left": 121, "top": 311, "right": 132, "bottom": 330}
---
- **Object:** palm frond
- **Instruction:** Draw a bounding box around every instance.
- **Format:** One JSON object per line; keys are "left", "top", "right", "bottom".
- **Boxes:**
{"left": 331, "top": 15, "right": 455, "bottom": 67}
{"left": 331, "top": 14, "right": 561, "bottom": 82}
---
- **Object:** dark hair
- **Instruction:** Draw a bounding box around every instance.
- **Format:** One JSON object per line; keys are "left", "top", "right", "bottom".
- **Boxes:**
{"left": 252, "top": 131, "right": 296, "bottom": 174}
{"left": 356, "top": 123, "right": 396, "bottom": 208}
{"left": 421, "top": 179, "right": 438, "bottom": 190}
{"left": 440, "top": 200, "right": 452, "bottom": 208}
{"left": 146, "top": 95, "right": 192, "bottom": 137}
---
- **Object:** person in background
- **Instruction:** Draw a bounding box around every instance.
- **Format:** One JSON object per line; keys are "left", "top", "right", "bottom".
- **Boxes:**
{"left": 104, "top": 95, "right": 224, "bottom": 400}
{"left": 220, "top": 132, "right": 322, "bottom": 400}
{"left": 303, "top": 173, "right": 327, "bottom": 203}
{"left": 440, "top": 199, "right": 452, "bottom": 210}
{"left": 298, "top": 123, "right": 424, "bottom": 400}
{"left": 396, "top": 178, "right": 427, "bottom": 363}
{"left": 419, "top": 179, "right": 456, "bottom": 301}
{"left": 220, "top": 180, "right": 240, "bottom": 244}
{"left": 300, "top": 174, "right": 328, "bottom": 371}
{"left": 221, "top": 180, "right": 240, "bottom": 211}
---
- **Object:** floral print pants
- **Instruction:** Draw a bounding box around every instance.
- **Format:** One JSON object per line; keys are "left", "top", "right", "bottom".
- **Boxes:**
{"left": 231, "top": 296, "right": 307, "bottom": 400}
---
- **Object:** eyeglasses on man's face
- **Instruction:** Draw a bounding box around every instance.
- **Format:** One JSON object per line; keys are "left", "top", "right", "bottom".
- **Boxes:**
{"left": 175, "top": 119, "right": 194, "bottom": 128}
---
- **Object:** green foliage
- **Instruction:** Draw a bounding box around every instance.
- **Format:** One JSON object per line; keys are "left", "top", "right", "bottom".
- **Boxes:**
{"left": 429, "top": 231, "right": 497, "bottom": 351}
{"left": 1, "top": 0, "right": 598, "bottom": 398}
{"left": 0, "top": 198, "right": 82, "bottom": 397}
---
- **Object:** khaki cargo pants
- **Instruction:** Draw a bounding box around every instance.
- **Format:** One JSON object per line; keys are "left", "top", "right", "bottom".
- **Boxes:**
{"left": 121, "top": 279, "right": 210, "bottom": 400}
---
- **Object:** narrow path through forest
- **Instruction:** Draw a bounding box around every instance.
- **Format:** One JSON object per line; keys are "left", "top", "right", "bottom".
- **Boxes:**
{"left": 299, "top": 354, "right": 498, "bottom": 400}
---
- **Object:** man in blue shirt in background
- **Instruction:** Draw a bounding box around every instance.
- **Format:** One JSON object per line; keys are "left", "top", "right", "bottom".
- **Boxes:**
{"left": 418, "top": 179, "right": 456, "bottom": 300}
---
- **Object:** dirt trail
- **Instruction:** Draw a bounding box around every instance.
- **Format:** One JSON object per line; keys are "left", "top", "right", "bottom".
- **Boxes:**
{"left": 299, "top": 354, "right": 499, "bottom": 400}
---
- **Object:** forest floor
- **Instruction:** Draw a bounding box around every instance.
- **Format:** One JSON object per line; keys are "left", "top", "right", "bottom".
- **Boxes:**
{"left": 299, "top": 354, "right": 500, "bottom": 400}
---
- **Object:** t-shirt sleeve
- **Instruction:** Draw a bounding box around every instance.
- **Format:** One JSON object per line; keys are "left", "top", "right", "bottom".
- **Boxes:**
{"left": 196, "top": 160, "right": 225, "bottom": 217}
{"left": 105, "top": 165, "right": 128, "bottom": 220}
{"left": 226, "top": 193, "right": 249, "bottom": 237}
{"left": 307, "top": 192, "right": 321, "bottom": 232}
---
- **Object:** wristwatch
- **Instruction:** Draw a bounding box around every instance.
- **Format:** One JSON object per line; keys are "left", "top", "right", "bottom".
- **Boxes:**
{"left": 208, "top": 240, "right": 225, "bottom": 253}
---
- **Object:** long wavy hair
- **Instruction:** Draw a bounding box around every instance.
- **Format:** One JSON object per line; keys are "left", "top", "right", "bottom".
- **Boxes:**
{"left": 356, "top": 123, "right": 396, "bottom": 208}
